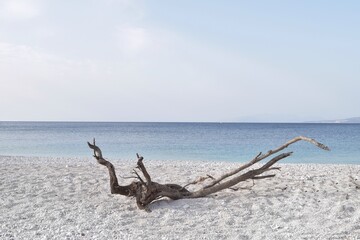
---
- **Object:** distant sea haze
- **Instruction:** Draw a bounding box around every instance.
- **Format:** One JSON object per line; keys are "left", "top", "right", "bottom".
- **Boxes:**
{"left": 307, "top": 117, "right": 360, "bottom": 124}
{"left": 0, "top": 122, "right": 359, "bottom": 164}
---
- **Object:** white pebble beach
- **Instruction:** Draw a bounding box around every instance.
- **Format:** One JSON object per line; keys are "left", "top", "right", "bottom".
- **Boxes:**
{"left": 1, "top": 156, "right": 360, "bottom": 239}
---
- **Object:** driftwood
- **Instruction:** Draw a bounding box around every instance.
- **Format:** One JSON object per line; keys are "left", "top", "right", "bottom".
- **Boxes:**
{"left": 88, "top": 136, "right": 329, "bottom": 211}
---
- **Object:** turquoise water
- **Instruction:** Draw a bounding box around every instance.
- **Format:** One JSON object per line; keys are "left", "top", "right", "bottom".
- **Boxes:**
{"left": 0, "top": 122, "right": 359, "bottom": 164}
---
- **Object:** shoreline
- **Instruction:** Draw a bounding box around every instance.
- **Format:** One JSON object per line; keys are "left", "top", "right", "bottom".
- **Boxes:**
{"left": 1, "top": 156, "right": 360, "bottom": 239}
{"left": 1, "top": 154, "right": 360, "bottom": 166}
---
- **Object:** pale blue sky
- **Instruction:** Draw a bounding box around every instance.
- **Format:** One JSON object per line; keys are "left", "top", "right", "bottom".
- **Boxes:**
{"left": 0, "top": 0, "right": 359, "bottom": 122}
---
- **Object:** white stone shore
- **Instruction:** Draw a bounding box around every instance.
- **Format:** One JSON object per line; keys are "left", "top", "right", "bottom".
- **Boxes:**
{"left": 1, "top": 156, "right": 360, "bottom": 239}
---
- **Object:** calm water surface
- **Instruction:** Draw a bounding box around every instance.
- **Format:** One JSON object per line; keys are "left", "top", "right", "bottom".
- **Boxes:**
{"left": 0, "top": 122, "right": 359, "bottom": 164}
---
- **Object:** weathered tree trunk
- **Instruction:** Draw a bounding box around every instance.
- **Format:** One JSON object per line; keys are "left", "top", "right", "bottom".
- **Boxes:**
{"left": 88, "top": 136, "right": 329, "bottom": 211}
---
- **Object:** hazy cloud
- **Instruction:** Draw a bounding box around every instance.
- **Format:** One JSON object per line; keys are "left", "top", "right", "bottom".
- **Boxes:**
{"left": 116, "top": 26, "right": 148, "bottom": 54}
{"left": 0, "top": 41, "right": 111, "bottom": 120}
{"left": 0, "top": 0, "right": 41, "bottom": 20}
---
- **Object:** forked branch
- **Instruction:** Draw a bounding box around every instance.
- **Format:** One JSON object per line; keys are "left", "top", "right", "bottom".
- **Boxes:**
{"left": 88, "top": 136, "right": 330, "bottom": 210}
{"left": 204, "top": 136, "right": 329, "bottom": 188}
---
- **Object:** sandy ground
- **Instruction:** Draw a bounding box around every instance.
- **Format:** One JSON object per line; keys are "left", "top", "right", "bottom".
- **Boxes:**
{"left": 1, "top": 156, "right": 360, "bottom": 240}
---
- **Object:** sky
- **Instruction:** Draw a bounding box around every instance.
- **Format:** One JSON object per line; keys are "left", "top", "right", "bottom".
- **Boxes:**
{"left": 0, "top": 0, "right": 359, "bottom": 122}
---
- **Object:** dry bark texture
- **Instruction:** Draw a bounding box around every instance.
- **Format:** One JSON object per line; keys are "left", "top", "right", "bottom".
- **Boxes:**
{"left": 87, "top": 136, "right": 330, "bottom": 211}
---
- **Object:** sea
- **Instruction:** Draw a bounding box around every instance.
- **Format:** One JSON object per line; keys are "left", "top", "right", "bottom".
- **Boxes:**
{"left": 0, "top": 122, "right": 359, "bottom": 164}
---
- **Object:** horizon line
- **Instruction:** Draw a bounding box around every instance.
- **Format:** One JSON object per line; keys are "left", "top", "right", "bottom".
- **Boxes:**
{"left": 1, "top": 120, "right": 358, "bottom": 124}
